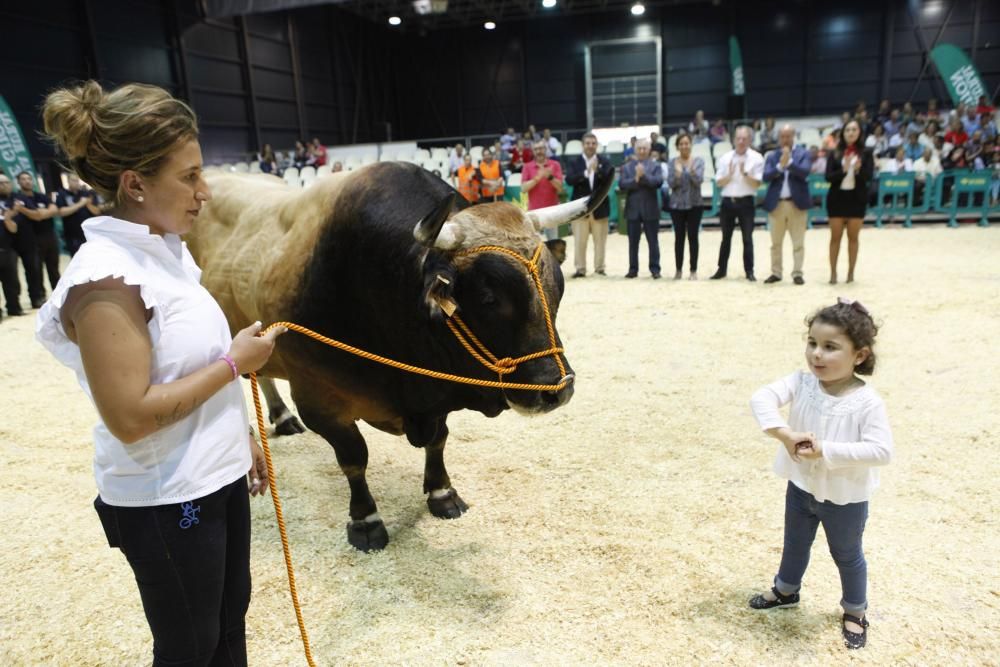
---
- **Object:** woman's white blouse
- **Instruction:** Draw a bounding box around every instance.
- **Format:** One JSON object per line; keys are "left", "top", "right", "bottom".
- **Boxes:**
{"left": 750, "top": 370, "right": 893, "bottom": 505}
{"left": 36, "top": 216, "right": 250, "bottom": 507}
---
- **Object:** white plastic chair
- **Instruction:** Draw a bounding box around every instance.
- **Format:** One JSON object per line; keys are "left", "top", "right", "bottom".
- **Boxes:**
{"left": 470, "top": 145, "right": 484, "bottom": 160}
{"left": 799, "top": 129, "right": 822, "bottom": 147}
{"left": 360, "top": 154, "right": 376, "bottom": 166}
{"left": 606, "top": 140, "right": 624, "bottom": 154}
{"left": 413, "top": 148, "right": 430, "bottom": 162}
{"left": 249, "top": 162, "right": 261, "bottom": 173}
{"left": 430, "top": 147, "right": 449, "bottom": 162}
{"left": 506, "top": 172, "right": 522, "bottom": 187}
{"left": 713, "top": 141, "right": 733, "bottom": 157}
{"left": 233, "top": 161, "right": 249, "bottom": 173}
{"left": 317, "top": 164, "right": 332, "bottom": 177}
{"left": 299, "top": 166, "right": 316, "bottom": 181}
{"left": 564, "top": 140, "right": 583, "bottom": 156}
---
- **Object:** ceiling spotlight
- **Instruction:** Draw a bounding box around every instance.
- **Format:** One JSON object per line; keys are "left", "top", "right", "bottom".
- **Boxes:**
{"left": 388, "top": 16, "right": 401, "bottom": 26}
{"left": 484, "top": 20, "right": 496, "bottom": 30}
{"left": 542, "top": 0, "right": 557, "bottom": 8}
{"left": 630, "top": 2, "right": 645, "bottom": 15}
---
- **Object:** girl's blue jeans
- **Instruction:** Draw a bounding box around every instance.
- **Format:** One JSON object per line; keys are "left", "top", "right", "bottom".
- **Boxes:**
{"left": 774, "top": 481, "right": 869, "bottom": 614}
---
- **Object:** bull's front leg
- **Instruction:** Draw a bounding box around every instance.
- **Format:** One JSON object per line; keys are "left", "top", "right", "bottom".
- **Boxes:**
{"left": 405, "top": 416, "right": 469, "bottom": 520}
{"left": 258, "top": 377, "right": 306, "bottom": 436}
{"left": 296, "top": 405, "right": 388, "bottom": 552}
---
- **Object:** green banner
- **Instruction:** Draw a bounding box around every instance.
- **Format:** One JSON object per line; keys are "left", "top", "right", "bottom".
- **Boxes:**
{"left": 929, "top": 43, "right": 989, "bottom": 108}
{"left": 729, "top": 36, "right": 745, "bottom": 96}
{"left": 0, "top": 95, "right": 36, "bottom": 183}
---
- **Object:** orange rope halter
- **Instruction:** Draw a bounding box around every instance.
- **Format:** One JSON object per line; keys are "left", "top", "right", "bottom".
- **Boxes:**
{"left": 250, "top": 242, "right": 569, "bottom": 666}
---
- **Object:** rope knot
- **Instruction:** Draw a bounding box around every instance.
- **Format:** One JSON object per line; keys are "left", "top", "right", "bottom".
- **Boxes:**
{"left": 495, "top": 358, "right": 517, "bottom": 373}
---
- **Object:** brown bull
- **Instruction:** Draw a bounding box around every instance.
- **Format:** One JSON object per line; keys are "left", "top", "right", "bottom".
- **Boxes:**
{"left": 186, "top": 162, "right": 611, "bottom": 550}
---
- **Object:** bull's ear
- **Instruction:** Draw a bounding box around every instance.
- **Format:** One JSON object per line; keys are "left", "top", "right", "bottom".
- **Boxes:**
{"left": 421, "top": 249, "right": 458, "bottom": 320}
{"left": 413, "top": 192, "right": 457, "bottom": 246}
{"left": 545, "top": 239, "right": 567, "bottom": 265}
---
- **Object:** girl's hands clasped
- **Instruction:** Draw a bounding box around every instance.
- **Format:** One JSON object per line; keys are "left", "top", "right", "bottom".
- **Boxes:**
{"left": 228, "top": 321, "right": 288, "bottom": 375}
{"left": 779, "top": 429, "right": 817, "bottom": 463}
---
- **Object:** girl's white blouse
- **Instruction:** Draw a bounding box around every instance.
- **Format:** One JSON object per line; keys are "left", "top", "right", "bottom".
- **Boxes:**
{"left": 750, "top": 370, "right": 893, "bottom": 505}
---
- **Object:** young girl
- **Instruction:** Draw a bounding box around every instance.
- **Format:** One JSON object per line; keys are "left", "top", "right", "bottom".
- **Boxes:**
{"left": 748, "top": 298, "right": 893, "bottom": 650}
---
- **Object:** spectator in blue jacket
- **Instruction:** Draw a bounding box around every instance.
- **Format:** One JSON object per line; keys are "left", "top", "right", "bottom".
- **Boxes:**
{"left": 762, "top": 124, "right": 813, "bottom": 285}
{"left": 620, "top": 139, "right": 664, "bottom": 279}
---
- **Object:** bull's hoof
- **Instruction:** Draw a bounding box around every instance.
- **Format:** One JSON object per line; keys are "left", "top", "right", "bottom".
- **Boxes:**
{"left": 274, "top": 415, "right": 306, "bottom": 436}
{"left": 346, "top": 519, "right": 389, "bottom": 552}
{"left": 427, "top": 488, "right": 469, "bottom": 519}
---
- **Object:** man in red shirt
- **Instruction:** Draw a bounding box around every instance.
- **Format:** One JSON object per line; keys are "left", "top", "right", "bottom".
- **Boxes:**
{"left": 522, "top": 140, "right": 564, "bottom": 240}
{"left": 310, "top": 137, "right": 328, "bottom": 167}
{"left": 944, "top": 118, "right": 968, "bottom": 148}
{"left": 976, "top": 95, "right": 996, "bottom": 119}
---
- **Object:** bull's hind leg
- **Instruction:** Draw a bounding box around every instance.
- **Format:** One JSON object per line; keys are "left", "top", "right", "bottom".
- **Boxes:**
{"left": 297, "top": 405, "right": 388, "bottom": 552}
{"left": 259, "top": 377, "right": 306, "bottom": 435}
{"left": 406, "top": 416, "right": 469, "bottom": 519}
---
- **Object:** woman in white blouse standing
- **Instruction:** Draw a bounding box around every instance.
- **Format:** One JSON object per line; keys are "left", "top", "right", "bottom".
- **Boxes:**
{"left": 747, "top": 299, "right": 892, "bottom": 651}
{"left": 37, "top": 81, "right": 286, "bottom": 665}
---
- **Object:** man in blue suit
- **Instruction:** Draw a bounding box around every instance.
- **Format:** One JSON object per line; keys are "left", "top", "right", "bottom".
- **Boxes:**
{"left": 762, "top": 124, "right": 812, "bottom": 285}
{"left": 620, "top": 138, "right": 664, "bottom": 278}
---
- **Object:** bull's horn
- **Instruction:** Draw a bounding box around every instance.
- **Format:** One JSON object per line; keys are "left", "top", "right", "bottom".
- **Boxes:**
{"left": 527, "top": 170, "right": 615, "bottom": 231}
{"left": 433, "top": 221, "right": 465, "bottom": 250}
{"left": 413, "top": 192, "right": 457, "bottom": 246}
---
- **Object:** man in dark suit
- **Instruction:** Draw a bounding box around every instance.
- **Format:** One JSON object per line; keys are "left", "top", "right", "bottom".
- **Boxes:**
{"left": 619, "top": 139, "right": 664, "bottom": 278}
{"left": 565, "top": 132, "right": 614, "bottom": 277}
{"left": 762, "top": 124, "right": 813, "bottom": 285}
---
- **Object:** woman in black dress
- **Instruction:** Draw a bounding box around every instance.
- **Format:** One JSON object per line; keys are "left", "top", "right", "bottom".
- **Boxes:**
{"left": 825, "top": 120, "right": 874, "bottom": 284}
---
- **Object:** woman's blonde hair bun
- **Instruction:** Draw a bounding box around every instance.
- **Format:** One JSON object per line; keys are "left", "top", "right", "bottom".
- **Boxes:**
{"left": 42, "top": 81, "right": 198, "bottom": 204}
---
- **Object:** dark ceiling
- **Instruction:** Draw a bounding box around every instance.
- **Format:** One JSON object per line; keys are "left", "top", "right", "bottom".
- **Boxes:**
{"left": 201, "top": 0, "right": 718, "bottom": 30}
{"left": 341, "top": 0, "right": 716, "bottom": 29}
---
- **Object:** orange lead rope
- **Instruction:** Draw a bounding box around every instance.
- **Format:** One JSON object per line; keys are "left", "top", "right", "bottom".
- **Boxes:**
{"left": 249, "top": 242, "right": 568, "bottom": 665}
{"left": 250, "top": 371, "right": 317, "bottom": 667}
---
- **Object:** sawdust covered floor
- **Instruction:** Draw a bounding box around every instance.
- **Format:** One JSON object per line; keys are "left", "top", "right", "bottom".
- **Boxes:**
{"left": 1, "top": 224, "right": 998, "bottom": 666}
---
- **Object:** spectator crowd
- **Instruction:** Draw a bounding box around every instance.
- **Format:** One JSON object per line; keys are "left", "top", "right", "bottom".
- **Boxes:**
{"left": 3, "top": 95, "right": 997, "bottom": 323}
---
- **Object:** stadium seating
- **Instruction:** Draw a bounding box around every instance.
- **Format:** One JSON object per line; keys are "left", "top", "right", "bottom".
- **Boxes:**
{"left": 712, "top": 142, "right": 733, "bottom": 159}
{"left": 564, "top": 140, "right": 583, "bottom": 156}
{"left": 798, "top": 128, "right": 822, "bottom": 147}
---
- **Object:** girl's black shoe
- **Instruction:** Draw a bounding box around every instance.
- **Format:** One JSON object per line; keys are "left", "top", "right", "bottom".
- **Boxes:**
{"left": 748, "top": 586, "right": 799, "bottom": 610}
{"left": 842, "top": 613, "right": 869, "bottom": 649}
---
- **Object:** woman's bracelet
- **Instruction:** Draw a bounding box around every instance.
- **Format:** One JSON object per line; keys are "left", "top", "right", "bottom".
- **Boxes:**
{"left": 220, "top": 354, "right": 239, "bottom": 380}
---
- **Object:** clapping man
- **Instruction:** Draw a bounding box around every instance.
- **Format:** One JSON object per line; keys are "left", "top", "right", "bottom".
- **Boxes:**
{"left": 11, "top": 171, "right": 57, "bottom": 306}
{"left": 565, "top": 132, "right": 613, "bottom": 277}
{"left": 56, "top": 173, "right": 102, "bottom": 256}
{"left": 711, "top": 126, "right": 764, "bottom": 281}
{"left": 522, "top": 140, "right": 565, "bottom": 240}
{"left": 620, "top": 138, "right": 664, "bottom": 278}
{"left": 762, "top": 124, "right": 812, "bottom": 285}
{"left": 0, "top": 174, "right": 22, "bottom": 317}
